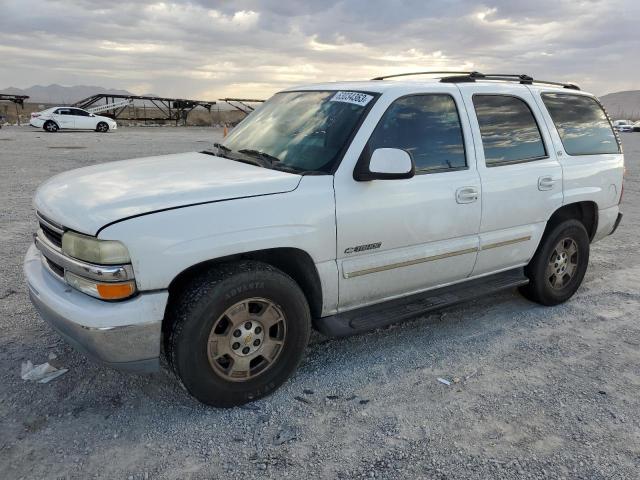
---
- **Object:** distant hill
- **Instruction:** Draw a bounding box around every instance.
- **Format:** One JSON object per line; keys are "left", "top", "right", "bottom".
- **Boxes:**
{"left": 600, "top": 90, "right": 640, "bottom": 120}
{"left": 0, "top": 84, "right": 135, "bottom": 104}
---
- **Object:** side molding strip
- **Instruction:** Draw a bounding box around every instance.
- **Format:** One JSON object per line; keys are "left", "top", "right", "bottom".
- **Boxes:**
{"left": 344, "top": 247, "right": 478, "bottom": 279}
{"left": 343, "top": 235, "right": 531, "bottom": 279}
{"left": 481, "top": 235, "right": 531, "bottom": 251}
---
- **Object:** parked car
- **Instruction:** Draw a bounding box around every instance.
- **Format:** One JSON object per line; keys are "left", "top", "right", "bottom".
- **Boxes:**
{"left": 633, "top": 121, "right": 640, "bottom": 132}
{"left": 612, "top": 119, "right": 634, "bottom": 132}
{"left": 30, "top": 106, "right": 117, "bottom": 132}
{"left": 25, "top": 72, "right": 624, "bottom": 407}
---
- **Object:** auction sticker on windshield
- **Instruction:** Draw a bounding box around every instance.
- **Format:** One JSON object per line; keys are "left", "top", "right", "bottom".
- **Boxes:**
{"left": 330, "top": 91, "right": 373, "bottom": 106}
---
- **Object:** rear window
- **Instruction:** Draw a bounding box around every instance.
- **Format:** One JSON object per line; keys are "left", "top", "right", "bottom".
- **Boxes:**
{"left": 541, "top": 93, "right": 619, "bottom": 155}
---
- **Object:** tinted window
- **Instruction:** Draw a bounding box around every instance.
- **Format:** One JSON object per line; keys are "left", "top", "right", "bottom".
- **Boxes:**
{"left": 367, "top": 94, "right": 466, "bottom": 173}
{"left": 71, "top": 108, "right": 91, "bottom": 116}
{"left": 473, "top": 95, "right": 546, "bottom": 165}
{"left": 541, "top": 93, "right": 619, "bottom": 155}
{"left": 56, "top": 109, "right": 72, "bottom": 115}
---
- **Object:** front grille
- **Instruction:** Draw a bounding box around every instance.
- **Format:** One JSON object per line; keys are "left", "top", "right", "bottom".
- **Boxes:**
{"left": 45, "top": 257, "right": 64, "bottom": 278}
{"left": 40, "top": 222, "right": 63, "bottom": 248}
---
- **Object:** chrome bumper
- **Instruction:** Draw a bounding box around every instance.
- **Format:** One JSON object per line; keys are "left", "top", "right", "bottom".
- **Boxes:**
{"left": 24, "top": 245, "right": 168, "bottom": 372}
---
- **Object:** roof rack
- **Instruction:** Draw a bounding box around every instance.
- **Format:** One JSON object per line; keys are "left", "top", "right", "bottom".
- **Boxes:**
{"left": 371, "top": 71, "right": 473, "bottom": 81}
{"left": 371, "top": 71, "right": 580, "bottom": 90}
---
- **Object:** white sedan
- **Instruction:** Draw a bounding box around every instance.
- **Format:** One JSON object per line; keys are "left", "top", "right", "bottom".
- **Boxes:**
{"left": 612, "top": 119, "right": 634, "bottom": 133}
{"left": 30, "top": 107, "right": 117, "bottom": 133}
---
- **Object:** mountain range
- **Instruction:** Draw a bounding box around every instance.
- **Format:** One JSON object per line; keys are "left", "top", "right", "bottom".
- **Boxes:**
{"left": 599, "top": 91, "right": 640, "bottom": 120}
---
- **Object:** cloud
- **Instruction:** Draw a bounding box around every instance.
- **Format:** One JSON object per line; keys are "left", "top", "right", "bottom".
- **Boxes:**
{"left": 0, "top": 0, "right": 638, "bottom": 98}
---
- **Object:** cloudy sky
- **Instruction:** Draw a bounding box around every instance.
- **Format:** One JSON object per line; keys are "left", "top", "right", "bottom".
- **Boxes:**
{"left": 1, "top": 0, "right": 639, "bottom": 99}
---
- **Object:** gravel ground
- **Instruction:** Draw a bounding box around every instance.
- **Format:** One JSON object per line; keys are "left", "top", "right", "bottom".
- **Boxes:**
{"left": 1, "top": 126, "right": 639, "bottom": 480}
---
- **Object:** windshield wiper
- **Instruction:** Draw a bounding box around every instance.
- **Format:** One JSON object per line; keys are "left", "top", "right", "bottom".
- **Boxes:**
{"left": 237, "top": 149, "right": 282, "bottom": 164}
{"left": 213, "top": 142, "right": 231, "bottom": 152}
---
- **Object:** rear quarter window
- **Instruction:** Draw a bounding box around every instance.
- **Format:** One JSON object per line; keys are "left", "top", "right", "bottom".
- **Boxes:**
{"left": 541, "top": 93, "right": 620, "bottom": 155}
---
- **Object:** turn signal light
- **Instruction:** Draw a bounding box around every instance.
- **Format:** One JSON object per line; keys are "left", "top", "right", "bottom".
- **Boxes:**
{"left": 96, "top": 282, "right": 137, "bottom": 300}
{"left": 65, "top": 271, "right": 136, "bottom": 300}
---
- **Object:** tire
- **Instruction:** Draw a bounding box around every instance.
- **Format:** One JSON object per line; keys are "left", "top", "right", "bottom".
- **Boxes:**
{"left": 165, "top": 261, "right": 311, "bottom": 407}
{"left": 43, "top": 121, "right": 58, "bottom": 133}
{"left": 519, "top": 219, "right": 590, "bottom": 306}
{"left": 96, "top": 122, "right": 109, "bottom": 133}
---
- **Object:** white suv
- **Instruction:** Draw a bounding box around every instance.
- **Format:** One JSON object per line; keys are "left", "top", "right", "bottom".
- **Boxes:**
{"left": 30, "top": 106, "right": 117, "bottom": 132}
{"left": 24, "top": 72, "right": 624, "bottom": 407}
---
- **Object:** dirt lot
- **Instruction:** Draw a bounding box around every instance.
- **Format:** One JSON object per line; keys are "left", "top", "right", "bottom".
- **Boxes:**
{"left": 1, "top": 126, "right": 639, "bottom": 479}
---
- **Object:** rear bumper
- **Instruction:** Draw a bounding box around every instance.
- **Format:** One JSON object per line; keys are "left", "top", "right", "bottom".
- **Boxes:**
{"left": 24, "top": 245, "right": 167, "bottom": 372}
{"left": 610, "top": 212, "right": 623, "bottom": 235}
{"left": 592, "top": 205, "right": 622, "bottom": 243}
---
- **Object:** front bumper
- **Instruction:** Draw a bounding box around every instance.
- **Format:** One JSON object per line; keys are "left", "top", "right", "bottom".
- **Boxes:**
{"left": 24, "top": 244, "right": 168, "bottom": 372}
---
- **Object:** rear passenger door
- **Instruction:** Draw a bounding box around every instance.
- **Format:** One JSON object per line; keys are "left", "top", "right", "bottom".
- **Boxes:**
{"left": 459, "top": 85, "right": 563, "bottom": 276}
{"left": 52, "top": 108, "right": 75, "bottom": 129}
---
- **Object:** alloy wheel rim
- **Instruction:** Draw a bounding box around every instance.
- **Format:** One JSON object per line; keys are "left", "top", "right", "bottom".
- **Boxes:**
{"left": 207, "top": 298, "right": 287, "bottom": 382}
{"left": 546, "top": 237, "right": 579, "bottom": 290}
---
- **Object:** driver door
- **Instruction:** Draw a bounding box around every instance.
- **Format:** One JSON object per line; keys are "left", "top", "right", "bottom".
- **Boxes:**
{"left": 71, "top": 108, "right": 96, "bottom": 129}
{"left": 334, "top": 90, "right": 481, "bottom": 312}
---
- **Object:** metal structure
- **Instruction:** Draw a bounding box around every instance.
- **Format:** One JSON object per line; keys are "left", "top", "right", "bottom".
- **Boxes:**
{"left": 220, "top": 98, "right": 265, "bottom": 115}
{"left": 0, "top": 93, "right": 29, "bottom": 105}
{"left": 73, "top": 94, "right": 216, "bottom": 125}
{"left": 0, "top": 94, "right": 30, "bottom": 126}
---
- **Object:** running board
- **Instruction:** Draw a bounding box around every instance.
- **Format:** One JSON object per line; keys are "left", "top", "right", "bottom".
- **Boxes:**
{"left": 314, "top": 268, "right": 529, "bottom": 337}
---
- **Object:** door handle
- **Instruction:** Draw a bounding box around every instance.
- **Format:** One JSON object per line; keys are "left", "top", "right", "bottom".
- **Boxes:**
{"left": 538, "top": 176, "right": 557, "bottom": 191}
{"left": 456, "top": 186, "right": 479, "bottom": 204}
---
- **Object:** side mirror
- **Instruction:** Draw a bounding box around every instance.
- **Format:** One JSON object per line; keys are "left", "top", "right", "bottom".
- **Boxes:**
{"left": 90, "top": 114, "right": 95, "bottom": 117}
{"left": 354, "top": 147, "right": 415, "bottom": 181}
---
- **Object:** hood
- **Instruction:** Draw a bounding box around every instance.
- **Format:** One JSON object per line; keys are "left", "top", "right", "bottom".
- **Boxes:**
{"left": 34, "top": 152, "right": 302, "bottom": 235}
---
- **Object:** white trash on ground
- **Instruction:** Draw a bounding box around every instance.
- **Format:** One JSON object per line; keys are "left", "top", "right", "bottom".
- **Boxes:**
{"left": 21, "top": 360, "right": 68, "bottom": 383}
{"left": 437, "top": 377, "right": 451, "bottom": 386}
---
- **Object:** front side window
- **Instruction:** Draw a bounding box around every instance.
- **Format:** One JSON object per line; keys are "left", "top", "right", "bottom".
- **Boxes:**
{"left": 366, "top": 94, "right": 467, "bottom": 173}
{"left": 222, "top": 90, "right": 376, "bottom": 173}
{"left": 541, "top": 93, "right": 619, "bottom": 155}
{"left": 473, "top": 95, "right": 547, "bottom": 166}
{"left": 71, "top": 108, "right": 91, "bottom": 117}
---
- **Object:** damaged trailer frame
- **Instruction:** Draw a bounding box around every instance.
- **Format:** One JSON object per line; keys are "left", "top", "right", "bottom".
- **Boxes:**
{"left": 73, "top": 94, "right": 216, "bottom": 125}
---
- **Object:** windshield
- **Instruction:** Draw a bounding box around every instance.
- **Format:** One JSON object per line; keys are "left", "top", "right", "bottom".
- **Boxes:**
{"left": 221, "top": 90, "right": 376, "bottom": 173}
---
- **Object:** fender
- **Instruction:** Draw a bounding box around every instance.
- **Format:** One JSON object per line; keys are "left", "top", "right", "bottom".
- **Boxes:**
{"left": 98, "top": 175, "right": 338, "bottom": 300}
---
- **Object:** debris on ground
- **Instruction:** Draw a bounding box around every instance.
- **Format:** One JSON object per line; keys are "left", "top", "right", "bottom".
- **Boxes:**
{"left": 273, "top": 426, "right": 297, "bottom": 445}
{"left": 437, "top": 377, "right": 451, "bottom": 386}
{"left": 20, "top": 360, "right": 68, "bottom": 383}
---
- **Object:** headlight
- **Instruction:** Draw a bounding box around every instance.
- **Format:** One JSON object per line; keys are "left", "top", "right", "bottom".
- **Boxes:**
{"left": 62, "top": 231, "right": 130, "bottom": 265}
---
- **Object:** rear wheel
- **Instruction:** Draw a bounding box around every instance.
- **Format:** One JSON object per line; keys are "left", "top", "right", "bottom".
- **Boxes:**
{"left": 43, "top": 121, "right": 58, "bottom": 132}
{"left": 520, "top": 219, "right": 590, "bottom": 305}
{"left": 165, "top": 261, "right": 311, "bottom": 407}
{"left": 96, "top": 122, "right": 109, "bottom": 133}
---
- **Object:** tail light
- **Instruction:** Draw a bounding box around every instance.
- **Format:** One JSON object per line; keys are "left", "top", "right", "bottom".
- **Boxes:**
{"left": 619, "top": 166, "right": 625, "bottom": 205}
{"left": 31, "top": 113, "right": 40, "bottom": 118}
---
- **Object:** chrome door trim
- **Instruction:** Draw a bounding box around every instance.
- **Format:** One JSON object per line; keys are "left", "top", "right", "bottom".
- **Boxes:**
{"left": 343, "top": 247, "right": 478, "bottom": 279}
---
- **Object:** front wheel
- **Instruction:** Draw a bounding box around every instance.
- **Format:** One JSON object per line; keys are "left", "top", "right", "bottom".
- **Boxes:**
{"left": 96, "top": 122, "right": 109, "bottom": 133}
{"left": 165, "top": 261, "right": 311, "bottom": 407}
{"left": 520, "top": 219, "right": 590, "bottom": 305}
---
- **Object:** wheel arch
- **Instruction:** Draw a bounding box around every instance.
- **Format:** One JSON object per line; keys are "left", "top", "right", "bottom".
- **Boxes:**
{"left": 165, "top": 247, "right": 324, "bottom": 321}
{"left": 545, "top": 201, "right": 598, "bottom": 241}
{"left": 43, "top": 119, "right": 59, "bottom": 129}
